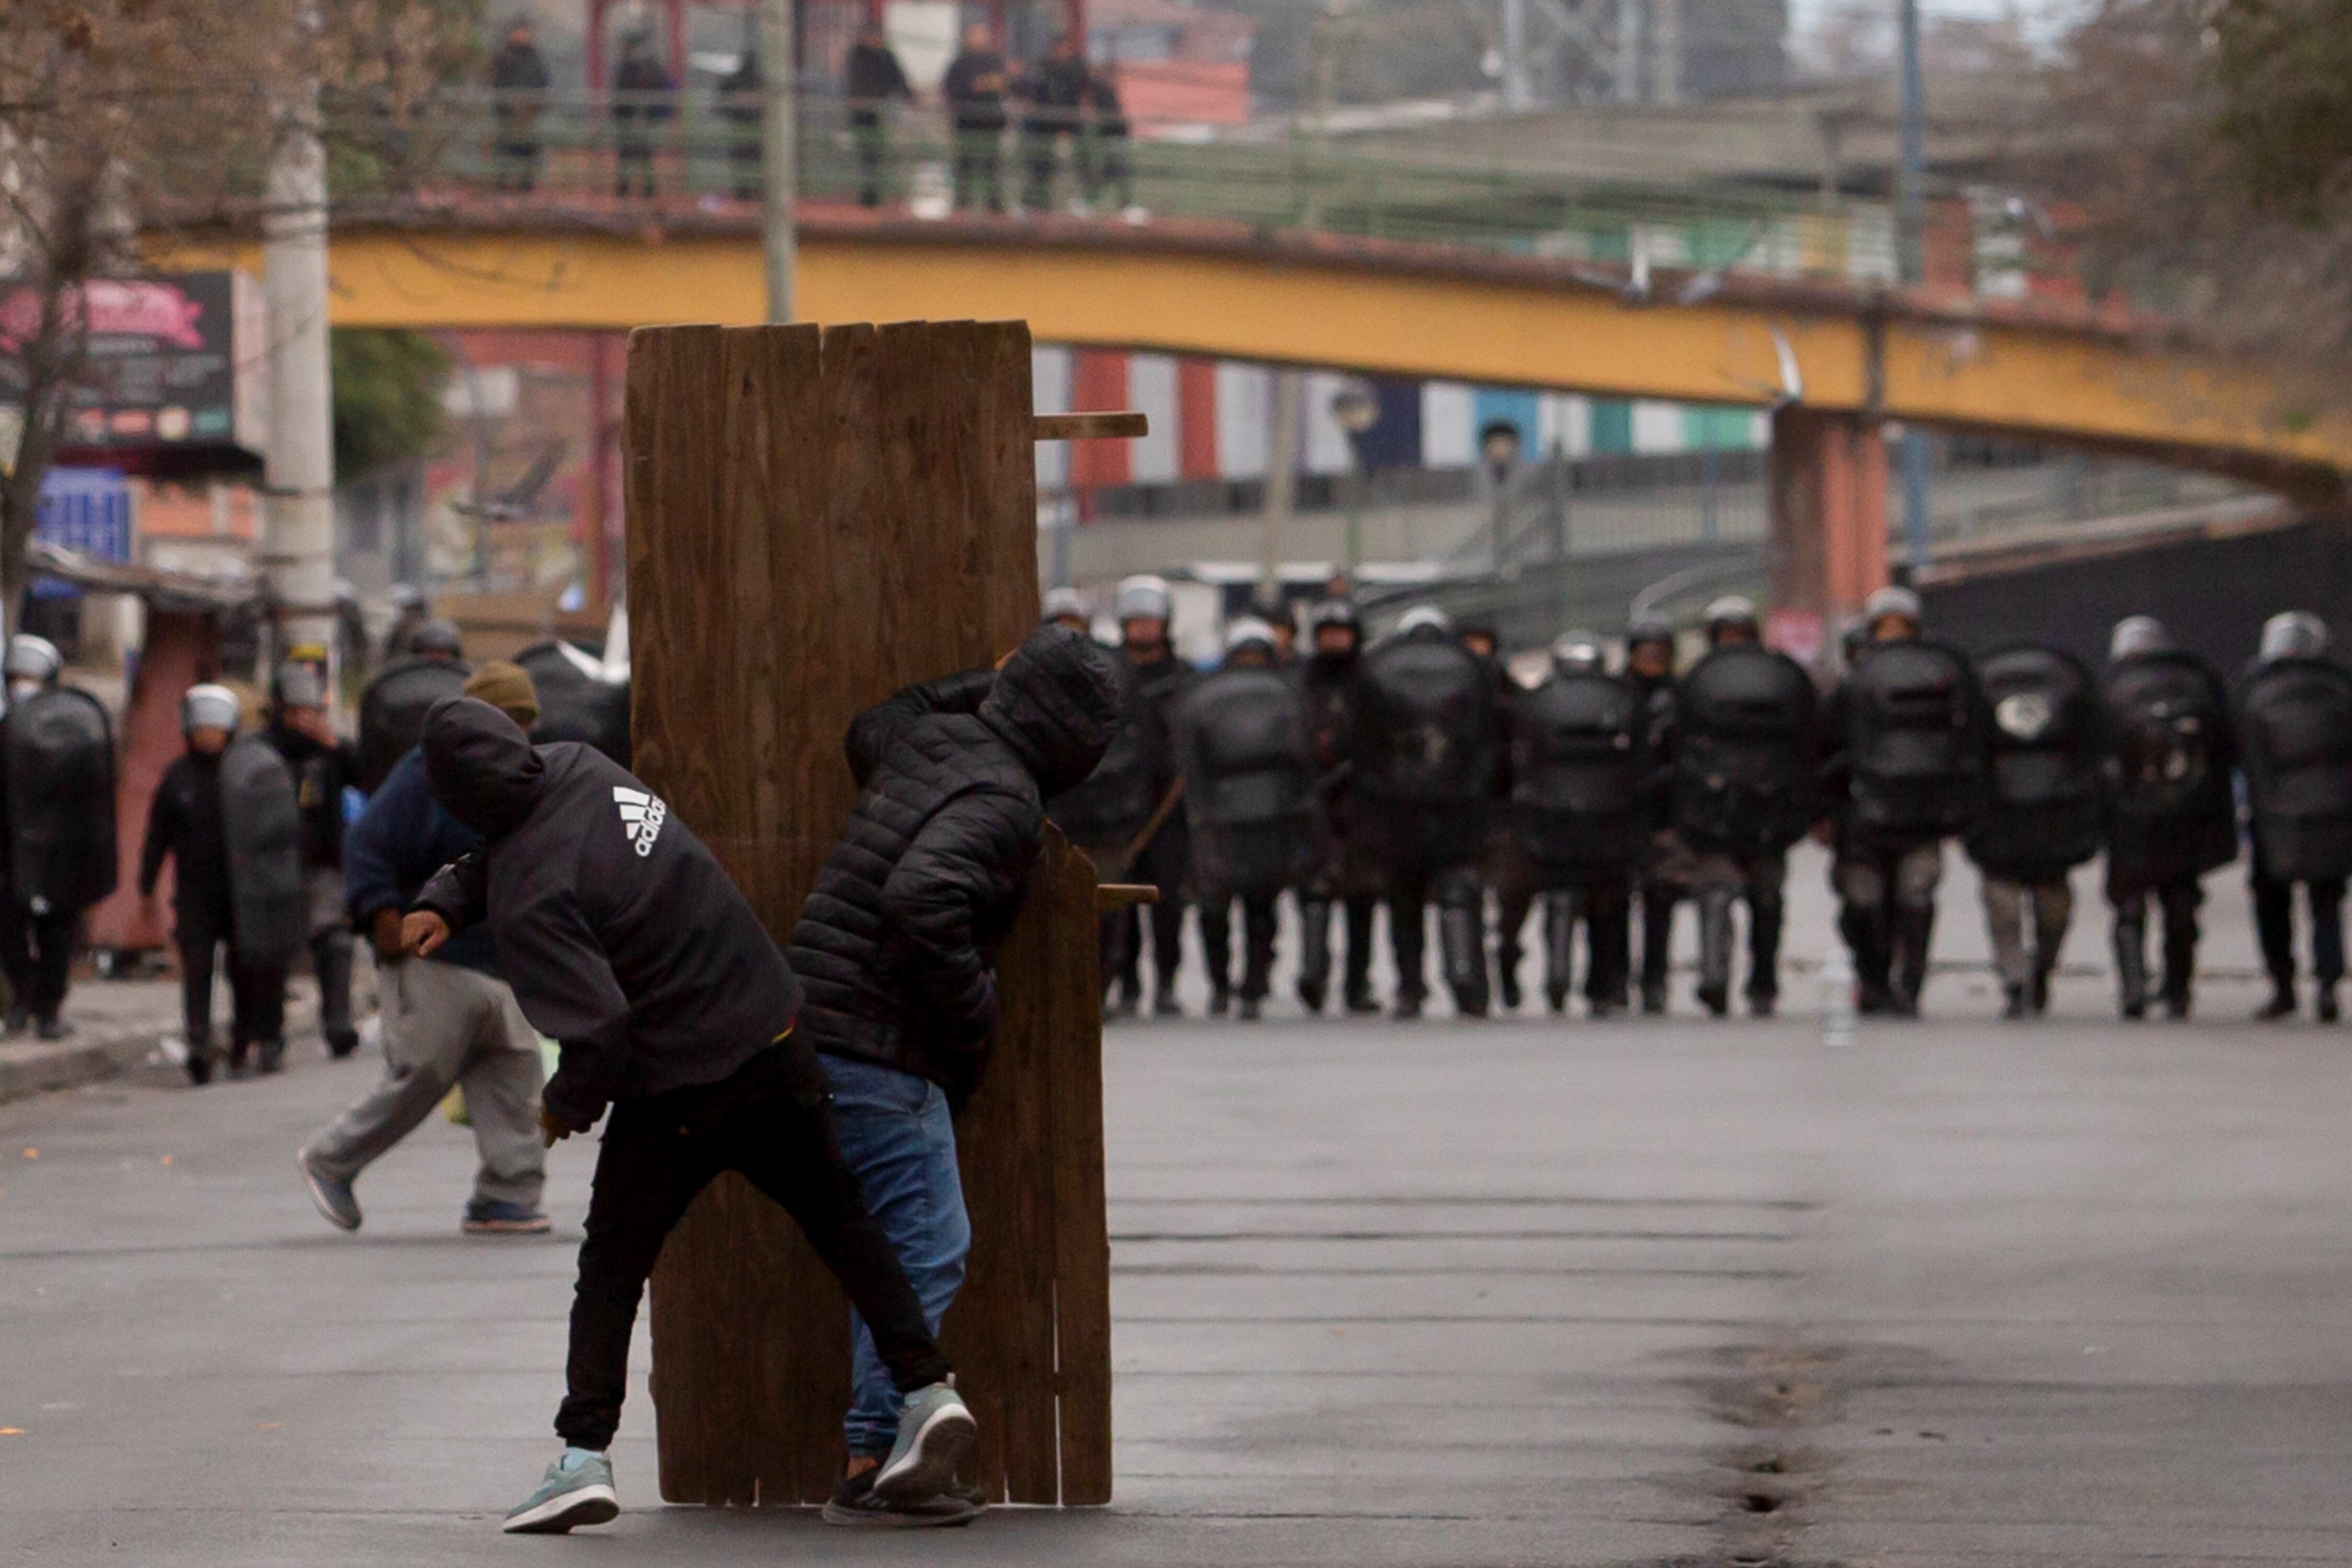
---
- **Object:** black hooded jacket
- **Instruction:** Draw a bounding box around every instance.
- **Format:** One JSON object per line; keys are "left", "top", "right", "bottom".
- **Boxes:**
{"left": 787, "top": 625, "right": 1121, "bottom": 1099}
{"left": 412, "top": 699, "right": 808, "bottom": 1131}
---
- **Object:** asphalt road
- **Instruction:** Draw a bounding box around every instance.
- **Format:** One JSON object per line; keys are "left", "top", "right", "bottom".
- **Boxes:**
{"left": 2, "top": 847, "right": 2348, "bottom": 1566}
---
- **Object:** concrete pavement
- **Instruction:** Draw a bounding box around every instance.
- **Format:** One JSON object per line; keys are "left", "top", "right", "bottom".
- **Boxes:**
{"left": 2, "top": 852, "right": 2349, "bottom": 1565}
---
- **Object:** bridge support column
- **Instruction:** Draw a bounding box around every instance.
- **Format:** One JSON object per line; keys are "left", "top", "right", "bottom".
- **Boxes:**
{"left": 1769, "top": 406, "right": 1888, "bottom": 644}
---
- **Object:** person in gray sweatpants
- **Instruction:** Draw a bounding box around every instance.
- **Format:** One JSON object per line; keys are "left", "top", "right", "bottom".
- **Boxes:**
{"left": 297, "top": 662, "right": 548, "bottom": 1236}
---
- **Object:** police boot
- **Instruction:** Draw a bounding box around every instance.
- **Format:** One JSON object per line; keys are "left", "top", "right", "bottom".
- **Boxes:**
{"left": 1296, "top": 899, "right": 1332, "bottom": 1014}
{"left": 2160, "top": 915, "right": 2195, "bottom": 1019}
{"left": 2320, "top": 984, "right": 2341, "bottom": 1024}
{"left": 1890, "top": 905, "right": 1936, "bottom": 1017}
{"left": 1344, "top": 900, "right": 1381, "bottom": 1015}
{"left": 1746, "top": 889, "right": 1784, "bottom": 1017}
{"left": 1439, "top": 904, "right": 1489, "bottom": 1019}
{"left": 1694, "top": 888, "right": 1735, "bottom": 1018}
{"left": 2112, "top": 917, "right": 2150, "bottom": 1020}
{"left": 1543, "top": 891, "right": 1578, "bottom": 1014}
{"left": 2002, "top": 983, "right": 2028, "bottom": 1020}
{"left": 1494, "top": 919, "right": 1524, "bottom": 1012}
{"left": 1842, "top": 905, "right": 1893, "bottom": 1014}
{"left": 257, "top": 1037, "right": 287, "bottom": 1075}
{"left": 183, "top": 1030, "right": 214, "bottom": 1087}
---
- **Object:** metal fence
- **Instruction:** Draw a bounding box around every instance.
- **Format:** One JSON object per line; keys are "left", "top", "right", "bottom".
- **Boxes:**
{"left": 323, "top": 85, "right": 2071, "bottom": 299}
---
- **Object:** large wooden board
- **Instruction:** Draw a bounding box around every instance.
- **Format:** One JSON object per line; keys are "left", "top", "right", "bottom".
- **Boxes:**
{"left": 626, "top": 319, "right": 1111, "bottom": 1506}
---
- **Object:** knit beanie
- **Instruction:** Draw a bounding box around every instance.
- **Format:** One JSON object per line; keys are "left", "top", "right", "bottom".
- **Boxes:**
{"left": 462, "top": 659, "right": 540, "bottom": 727}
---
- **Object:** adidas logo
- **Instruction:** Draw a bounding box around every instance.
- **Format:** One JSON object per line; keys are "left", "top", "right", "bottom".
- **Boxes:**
{"left": 613, "top": 786, "right": 668, "bottom": 857}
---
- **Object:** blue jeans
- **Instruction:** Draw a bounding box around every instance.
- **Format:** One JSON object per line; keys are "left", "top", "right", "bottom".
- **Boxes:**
{"left": 821, "top": 1053, "right": 970, "bottom": 1456}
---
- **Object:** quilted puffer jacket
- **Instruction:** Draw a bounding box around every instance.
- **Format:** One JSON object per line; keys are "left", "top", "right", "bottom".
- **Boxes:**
{"left": 786, "top": 624, "right": 1121, "bottom": 1098}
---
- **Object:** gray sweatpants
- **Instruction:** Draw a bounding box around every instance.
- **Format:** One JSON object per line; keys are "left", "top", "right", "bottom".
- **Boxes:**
{"left": 302, "top": 958, "right": 546, "bottom": 1208}
{"left": 1981, "top": 874, "right": 2073, "bottom": 989}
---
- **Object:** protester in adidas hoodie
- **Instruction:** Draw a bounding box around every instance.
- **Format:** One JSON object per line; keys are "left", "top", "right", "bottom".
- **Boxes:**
{"left": 402, "top": 697, "right": 971, "bottom": 1537}
{"left": 786, "top": 622, "right": 1121, "bottom": 1524}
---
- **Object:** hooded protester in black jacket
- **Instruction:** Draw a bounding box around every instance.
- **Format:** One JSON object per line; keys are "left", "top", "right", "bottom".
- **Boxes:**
{"left": 412, "top": 699, "right": 807, "bottom": 1132}
{"left": 788, "top": 624, "right": 1122, "bottom": 1102}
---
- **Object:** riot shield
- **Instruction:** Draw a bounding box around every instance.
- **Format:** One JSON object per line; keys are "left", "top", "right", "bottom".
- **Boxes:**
{"left": 516, "top": 641, "right": 632, "bottom": 766}
{"left": 357, "top": 656, "right": 471, "bottom": 792}
{"left": 2, "top": 687, "right": 118, "bottom": 914}
{"left": 218, "top": 734, "right": 307, "bottom": 967}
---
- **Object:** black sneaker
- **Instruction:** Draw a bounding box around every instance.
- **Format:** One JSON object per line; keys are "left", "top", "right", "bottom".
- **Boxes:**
{"left": 2002, "top": 984, "right": 2028, "bottom": 1020}
{"left": 2256, "top": 990, "right": 2297, "bottom": 1021}
{"left": 2320, "top": 987, "right": 2340, "bottom": 1024}
{"left": 1151, "top": 993, "right": 1183, "bottom": 1019}
{"left": 1497, "top": 973, "right": 1522, "bottom": 1011}
{"left": 1207, "top": 987, "right": 1231, "bottom": 1018}
{"left": 1236, "top": 996, "right": 1261, "bottom": 1022}
{"left": 1640, "top": 984, "right": 1667, "bottom": 1016}
{"left": 1696, "top": 982, "right": 1730, "bottom": 1018}
{"left": 325, "top": 1029, "right": 361, "bottom": 1059}
{"left": 185, "top": 1050, "right": 213, "bottom": 1087}
{"left": 1344, "top": 987, "right": 1380, "bottom": 1016}
{"left": 1296, "top": 979, "right": 1326, "bottom": 1014}
{"left": 822, "top": 1466, "right": 978, "bottom": 1528}
{"left": 1748, "top": 991, "right": 1776, "bottom": 1019}
{"left": 4, "top": 1007, "right": 27, "bottom": 1036}
{"left": 1391, "top": 994, "right": 1423, "bottom": 1022}
{"left": 256, "top": 1037, "right": 286, "bottom": 1075}
{"left": 33, "top": 1016, "right": 71, "bottom": 1042}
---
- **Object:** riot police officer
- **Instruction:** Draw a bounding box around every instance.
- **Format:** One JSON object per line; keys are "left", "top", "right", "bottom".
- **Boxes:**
{"left": 1624, "top": 614, "right": 1681, "bottom": 1012}
{"left": 2099, "top": 616, "right": 2236, "bottom": 1019}
{"left": 1655, "top": 597, "right": 1816, "bottom": 1018}
{"left": 1823, "top": 585, "right": 1985, "bottom": 1016}
{"left": 1296, "top": 598, "right": 1379, "bottom": 1014}
{"left": 358, "top": 630, "right": 472, "bottom": 793}
{"left": 267, "top": 662, "right": 364, "bottom": 1056}
{"left": 1174, "top": 618, "right": 1319, "bottom": 1020}
{"left": 0, "top": 635, "right": 116, "bottom": 1039}
{"left": 1511, "top": 631, "right": 1640, "bottom": 1012}
{"left": 1042, "top": 585, "right": 1091, "bottom": 635}
{"left": 1965, "top": 644, "right": 2103, "bottom": 1018}
{"left": 1459, "top": 616, "right": 1534, "bottom": 1008}
{"left": 1355, "top": 605, "right": 1500, "bottom": 1019}
{"left": 1048, "top": 574, "right": 1192, "bottom": 1016}
{"left": 2232, "top": 611, "right": 2352, "bottom": 1021}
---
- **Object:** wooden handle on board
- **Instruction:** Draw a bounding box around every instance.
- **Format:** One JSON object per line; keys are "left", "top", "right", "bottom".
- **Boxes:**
{"left": 1035, "top": 411, "right": 1149, "bottom": 442}
{"left": 1096, "top": 883, "right": 1161, "bottom": 911}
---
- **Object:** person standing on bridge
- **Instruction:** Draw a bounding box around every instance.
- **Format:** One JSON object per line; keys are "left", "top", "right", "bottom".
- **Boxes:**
{"left": 943, "top": 22, "right": 1010, "bottom": 214}
{"left": 400, "top": 697, "right": 974, "bottom": 1535}
{"left": 609, "top": 30, "right": 675, "bottom": 200}
{"left": 1820, "top": 586, "right": 1986, "bottom": 1017}
{"left": 717, "top": 45, "right": 766, "bottom": 203}
{"left": 1964, "top": 644, "right": 2103, "bottom": 1019}
{"left": 488, "top": 17, "right": 551, "bottom": 192}
{"left": 1017, "top": 31, "right": 1090, "bottom": 214}
{"left": 844, "top": 20, "right": 914, "bottom": 209}
{"left": 1459, "top": 615, "right": 1532, "bottom": 1010}
{"left": 1080, "top": 62, "right": 1139, "bottom": 220}
{"left": 2233, "top": 612, "right": 2352, "bottom": 1022}
{"left": 782, "top": 624, "right": 1121, "bottom": 1523}
{"left": 2099, "top": 616, "right": 2236, "bottom": 1020}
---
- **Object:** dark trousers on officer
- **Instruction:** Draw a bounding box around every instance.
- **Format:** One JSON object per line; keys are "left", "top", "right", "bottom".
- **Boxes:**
{"left": 2108, "top": 869, "right": 2202, "bottom": 1017}
{"left": 1381, "top": 810, "right": 1489, "bottom": 1017}
{"left": 1200, "top": 895, "right": 1277, "bottom": 1006}
{"left": 1486, "top": 825, "right": 1535, "bottom": 1009}
{"left": 1537, "top": 872, "right": 1629, "bottom": 1012}
{"left": 1690, "top": 846, "right": 1786, "bottom": 1015}
{"left": 0, "top": 900, "right": 76, "bottom": 1022}
{"left": 1981, "top": 873, "right": 2071, "bottom": 1012}
{"left": 1111, "top": 825, "right": 1187, "bottom": 1006}
{"left": 175, "top": 897, "right": 287, "bottom": 1062}
{"left": 1637, "top": 829, "right": 1683, "bottom": 1011}
{"left": 1832, "top": 835, "right": 1944, "bottom": 1014}
{"left": 2252, "top": 872, "right": 2345, "bottom": 1005}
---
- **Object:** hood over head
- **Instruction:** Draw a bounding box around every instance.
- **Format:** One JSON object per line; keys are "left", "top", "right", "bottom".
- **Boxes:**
{"left": 981, "top": 623, "right": 1124, "bottom": 797}
{"left": 422, "top": 696, "right": 546, "bottom": 839}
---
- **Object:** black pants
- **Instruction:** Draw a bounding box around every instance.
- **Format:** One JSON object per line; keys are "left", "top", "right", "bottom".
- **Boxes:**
{"left": 491, "top": 132, "right": 541, "bottom": 191}
{"left": 1200, "top": 894, "right": 1278, "bottom": 1001}
{"left": 1639, "top": 881, "right": 1677, "bottom": 1001}
{"left": 1113, "top": 828, "right": 1188, "bottom": 1000}
{"left": 1389, "top": 860, "right": 1487, "bottom": 1012}
{"left": 852, "top": 111, "right": 887, "bottom": 205}
{"left": 557, "top": 1055, "right": 949, "bottom": 1451}
{"left": 175, "top": 899, "right": 286, "bottom": 1048}
{"left": 0, "top": 901, "right": 75, "bottom": 1020}
{"left": 2109, "top": 874, "right": 2201, "bottom": 1011}
{"left": 2253, "top": 874, "right": 2346, "bottom": 993}
{"left": 953, "top": 128, "right": 1004, "bottom": 212}
{"left": 1021, "top": 128, "right": 1068, "bottom": 209}
{"left": 615, "top": 134, "right": 655, "bottom": 197}
{"left": 1081, "top": 133, "right": 1132, "bottom": 209}
{"left": 1540, "top": 875, "right": 1630, "bottom": 1009}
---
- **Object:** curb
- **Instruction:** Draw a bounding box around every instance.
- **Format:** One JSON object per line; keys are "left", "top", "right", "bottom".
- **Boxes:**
{"left": 0, "top": 1025, "right": 170, "bottom": 1104}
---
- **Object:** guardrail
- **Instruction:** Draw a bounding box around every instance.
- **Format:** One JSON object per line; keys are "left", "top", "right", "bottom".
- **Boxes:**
{"left": 321, "top": 85, "right": 2078, "bottom": 302}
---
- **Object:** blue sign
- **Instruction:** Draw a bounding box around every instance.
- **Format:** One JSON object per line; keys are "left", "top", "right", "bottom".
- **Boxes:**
{"left": 33, "top": 467, "right": 131, "bottom": 599}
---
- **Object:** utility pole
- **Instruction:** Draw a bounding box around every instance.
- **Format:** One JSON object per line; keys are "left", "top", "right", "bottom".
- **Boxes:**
{"left": 1615, "top": 0, "right": 1641, "bottom": 102}
{"left": 262, "top": 63, "right": 338, "bottom": 668}
{"left": 1261, "top": 370, "right": 1302, "bottom": 600}
{"left": 1895, "top": 0, "right": 1930, "bottom": 571}
{"left": 761, "top": 0, "right": 797, "bottom": 322}
{"left": 1501, "top": 0, "right": 1532, "bottom": 112}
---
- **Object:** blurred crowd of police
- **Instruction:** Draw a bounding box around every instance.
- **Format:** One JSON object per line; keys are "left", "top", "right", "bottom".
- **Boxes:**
{"left": 1044, "top": 573, "right": 2352, "bottom": 1023}
{"left": 0, "top": 604, "right": 629, "bottom": 1083}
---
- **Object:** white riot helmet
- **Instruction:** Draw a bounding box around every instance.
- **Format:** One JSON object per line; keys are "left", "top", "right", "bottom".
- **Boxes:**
{"left": 2259, "top": 610, "right": 2330, "bottom": 664}
{"left": 1222, "top": 616, "right": 1277, "bottom": 658}
{"left": 4, "top": 633, "right": 60, "bottom": 692}
{"left": 1041, "top": 585, "right": 1090, "bottom": 627}
{"left": 1550, "top": 630, "right": 1604, "bottom": 674}
{"left": 2108, "top": 615, "right": 2171, "bottom": 662}
{"left": 1397, "top": 604, "right": 1454, "bottom": 636}
{"left": 180, "top": 683, "right": 240, "bottom": 735}
{"left": 1702, "top": 594, "right": 1759, "bottom": 640}
{"left": 1112, "top": 574, "right": 1173, "bottom": 626}
{"left": 1862, "top": 584, "right": 1923, "bottom": 636}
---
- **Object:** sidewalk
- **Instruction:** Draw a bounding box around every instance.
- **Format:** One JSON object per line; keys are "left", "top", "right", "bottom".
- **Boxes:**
{"left": 0, "top": 973, "right": 324, "bottom": 1104}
